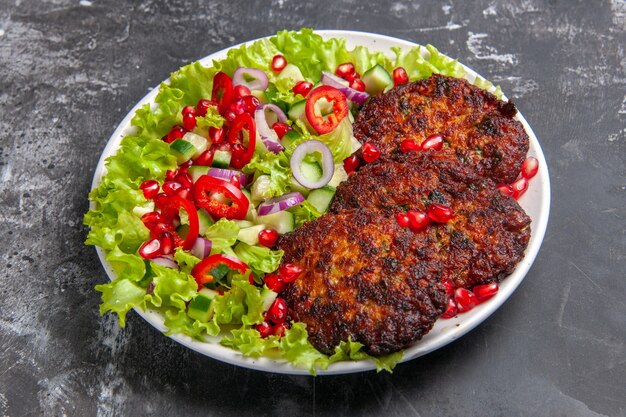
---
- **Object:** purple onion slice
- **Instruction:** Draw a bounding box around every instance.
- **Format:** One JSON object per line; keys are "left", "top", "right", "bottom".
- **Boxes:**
{"left": 290, "top": 140, "right": 334, "bottom": 189}
{"left": 320, "top": 71, "right": 369, "bottom": 105}
{"left": 257, "top": 192, "right": 305, "bottom": 216}
{"left": 152, "top": 257, "right": 179, "bottom": 270}
{"left": 255, "top": 104, "right": 288, "bottom": 153}
{"left": 207, "top": 168, "right": 250, "bottom": 187}
{"left": 232, "top": 67, "right": 269, "bottom": 91}
{"left": 191, "top": 238, "right": 212, "bottom": 259}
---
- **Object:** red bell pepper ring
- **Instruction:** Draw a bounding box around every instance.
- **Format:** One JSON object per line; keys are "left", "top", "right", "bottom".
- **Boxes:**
{"left": 159, "top": 195, "right": 199, "bottom": 251}
{"left": 305, "top": 85, "right": 349, "bottom": 135}
{"left": 192, "top": 254, "right": 249, "bottom": 287}
{"left": 192, "top": 175, "right": 249, "bottom": 220}
{"left": 211, "top": 71, "right": 234, "bottom": 115}
{"left": 227, "top": 113, "right": 256, "bottom": 169}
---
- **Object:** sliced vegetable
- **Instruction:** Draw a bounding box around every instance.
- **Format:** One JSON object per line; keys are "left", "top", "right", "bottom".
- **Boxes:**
{"left": 320, "top": 71, "right": 369, "bottom": 105}
{"left": 227, "top": 113, "right": 257, "bottom": 169}
{"left": 191, "top": 237, "right": 212, "bottom": 259}
{"left": 254, "top": 104, "right": 288, "bottom": 153}
{"left": 361, "top": 64, "right": 393, "bottom": 95}
{"left": 211, "top": 71, "right": 234, "bottom": 114}
{"left": 152, "top": 256, "right": 179, "bottom": 269}
{"left": 306, "top": 186, "right": 336, "bottom": 213}
{"left": 290, "top": 140, "right": 334, "bottom": 189}
{"left": 232, "top": 67, "right": 269, "bottom": 91}
{"left": 212, "top": 149, "right": 232, "bottom": 168}
{"left": 192, "top": 175, "right": 250, "bottom": 220}
{"left": 160, "top": 196, "right": 199, "bottom": 251}
{"left": 305, "top": 86, "right": 349, "bottom": 135}
{"left": 257, "top": 192, "right": 305, "bottom": 216}
{"left": 256, "top": 210, "right": 295, "bottom": 234}
{"left": 191, "top": 254, "right": 249, "bottom": 288}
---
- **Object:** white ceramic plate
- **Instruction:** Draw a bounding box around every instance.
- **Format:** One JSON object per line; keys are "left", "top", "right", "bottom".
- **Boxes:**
{"left": 91, "top": 30, "right": 550, "bottom": 375}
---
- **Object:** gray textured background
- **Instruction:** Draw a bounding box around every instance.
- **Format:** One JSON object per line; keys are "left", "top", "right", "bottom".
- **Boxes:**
{"left": 1, "top": 0, "right": 625, "bottom": 416}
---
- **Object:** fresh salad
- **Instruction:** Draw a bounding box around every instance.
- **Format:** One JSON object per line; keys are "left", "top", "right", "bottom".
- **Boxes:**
{"left": 85, "top": 29, "right": 502, "bottom": 373}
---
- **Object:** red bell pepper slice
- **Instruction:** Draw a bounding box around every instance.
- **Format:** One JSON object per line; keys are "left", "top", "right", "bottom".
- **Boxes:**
{"left": 227, "top": 113, "right": 256, "bottom": 169}
{"left": 192, "top": 175, "right": 249, "bottom": 220}
{"left": 211, "top": 71, "right": 234, "bottom": 115}
{"left": 192, "top": 254, "right": 249, "bottom": 287}
{"left": 305, "top": 86, "right": 348, "bottom": 135}
{"left": 159, "top": 195, "right": 199, "bottom": 250}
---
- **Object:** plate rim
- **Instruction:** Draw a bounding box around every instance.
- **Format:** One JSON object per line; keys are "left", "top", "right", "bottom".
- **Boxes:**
{"left": 91, "top": 29, "right": 551, "bottom": 375}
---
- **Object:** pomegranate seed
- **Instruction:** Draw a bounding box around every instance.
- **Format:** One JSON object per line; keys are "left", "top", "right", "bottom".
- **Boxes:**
{"left": 159, "top": 232, "right": 174, "bottom": 255}
{"left": 350, "top": 78, "right": 366, "bottom": 92}
{"left": 400, "top": 139, "right": 420, "bottom": 153}
{"left": 182, "top": 106, "right": 196, "bottom": 117}
{"left": 441, "top": 298, "right": 458, "bottom": 319}
{"left": 292, "top": 81, "right": 313, "bottom": 97}
{"left": 442, "top": 278, "right": 456, "bottom": 297}
{"left": 521, "top": 156, "right": 539, "bottom": 179}
{"left": 229, "top": 97, "right": 247, "bottom": 116}
{"left": 256, "top": 321, "right": 273, "bottom": 338}
{"left": 421, "top": 134, "right": 444, "bottom": 151}
{"left": 455, "top": 288, "right": 478, "bottom": 313}
{"left": 165, "top": 169, "right": 177, "bottom": 181}
{"left": 427, "top": 203, "right": 453, "bottom": 223}
{"left": 150, "top": 223, "right": 173, "bottom": 239}
{"left": 362, "top": 143, "right": 380, "bottom": 163}
{"left": 395, "top": 212, "right": 410, "bottom": 228}
{"left": 175, "top": 172, "right": 193, "bottom": 188}
{"left": 267, "top": 298, "right": 287, "bottom": 324}
{"left": 242, "top": 95, "right": 260, "bottom": 113}
{"left": 196, "top": 99, "right": 215, "bottom": 117}
{"left": 139, "top": 179, "right": 160, "bottom": 199}
{"left": 393, "top": 67, "right": 409, "bottom": 86}
{"left": 180, "top": 160, "right": 193, "bottom": 168}
{"left": 271, "top": 54, "right": 287, "bottom": 72}
{"left": 194, "top": 149, "right": 214, "bottom": 166}
{"left": 224, "top": 110, "right": 237, "bottom": 123}
{"left": 473, "top": 283, "right": 499, "bottom": 302}
{"left": 153, "top": 193, "right": 170, "bottom": 210}
{"left": 510, "top": 177, "right": 529, "bottom": 199}
{"left": 209, "top": 127, "right": 225, "bottom": 144}
{"left": 258, "top": 229, "right": 279, "bottom": 247}
{"left": 233, "top": 85, "right": 252, "bottom": 99}
{"left": 344, "top": 72, "right": 359, "bottom": 83}
{"left": 264, "top": 273, "right": 286, "bottom": 293}
{"left": 162, "top": 181, "right": 183, "bottom": 196}
{"left": 497, "top": 184, "right": 515, "bottom": 197}
{"left": 138, "top": 238, "right": 161, "bottom": 259}
{"left": 176, "top": 187, "right": 193, "bottom": 201}
{"left": 335, "top": 62, "right": 356, "bottom": 80}
{"left": 279, "top": 264, "right": 303, "bottom": 283}
{"left": 407, "top": 210, "right": 430, "bottom": 231}
{"left": 273, "top": 322, "right": 289, "bottom": 337}
{"left": 141, "top": 211, "right": 162, "bottom": 230}
{"left": 167, "top": 125, "right": 186, "bottom": 143}
{"left": 343, "top": 155, "right": 360, "bottom": 174}
{"left": 272, "top": 122, "right": 291, "bottom": 140}
{"left": 182, "top": 112, "right": 196, "bottom": 131}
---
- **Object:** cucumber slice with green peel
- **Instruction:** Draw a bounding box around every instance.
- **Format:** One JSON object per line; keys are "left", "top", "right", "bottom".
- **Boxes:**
{"left": 287, "top": 100, "right": 307, "bottom": 123}
{"left": 237, "top": 224, "right": 266, "bottom": 245}
{"left": 187, "top": 288, "right": 218, "bottom": 322}
{"left": 183, "top": 132, "right": 209, "bottom": 156}
{"left": 257, "top": 211, "right": 295, "bottom": 234}
{"left": 212, "top": 149, "right": 232, "bottom": 168}
{"left": 188, "top": 166, "right": 210, "bottom": 183}
{"left": 306, "top": 186, "right": 336, "bottom": 213}
{"left": 362, "top": 64, "right": 393, "bottom": 96}
{"left": 197, "top": 208, "right": 214, "bottom": 235}
{"left": 277, "top": 63, "right": 305, "bottom": 84}
{"left": 170, "top": 139, "right": 197, "bottom": 164}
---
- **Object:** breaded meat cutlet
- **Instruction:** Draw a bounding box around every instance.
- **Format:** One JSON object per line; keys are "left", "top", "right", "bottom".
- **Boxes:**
{"left": 329, "top": 152, "right": 531, "bottom": 289}
{"left": 276, "top": 209, "right": 448, "bottom": 356}
{"left": 354, "top": 74, "right": 529, "bottom": 184}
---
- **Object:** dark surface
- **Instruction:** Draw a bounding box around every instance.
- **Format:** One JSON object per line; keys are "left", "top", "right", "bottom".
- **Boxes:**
{"left": 0, "top": 0, "right": 624, "bottom": 416}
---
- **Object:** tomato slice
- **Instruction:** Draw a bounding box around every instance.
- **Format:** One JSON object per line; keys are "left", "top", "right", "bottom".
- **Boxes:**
{"left": 192, "top": 254, "right": 249, "bottom": 287}
{"left": 211, "top": 71, "right": 234, "bottom": 115}
{"left": 305, "top": 86, "right": 349, "bottom": 135}
{"left": 159, "top": 195, "right": 199, "bottom": 250}
{"left": 227, "top": 113, "right": 256, "bottom": 169}
{"left": 192, "top": 175, "right": 249, "bottom": 220}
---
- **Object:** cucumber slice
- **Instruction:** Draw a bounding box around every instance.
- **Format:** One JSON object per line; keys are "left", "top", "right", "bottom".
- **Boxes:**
{"left": 299, "top": 160, "right": 323, "bottom": 183}
{"left": 187, "top": 288, "right": 218, "bottom": 322}
{"left": 197, "top": 208, "right": 214, "bottom": 235}
{"left": 188, "top": 166, "right": 210, "bottom": 183}
{"left": 212, "top": 149, "right": 232, "bottom": 168}
{"left": 237, "top": 224, "right": 266, "bottom": 245}
{"left": 257, "top": 211, "right": 295, "bottom": 234}
{"left": 287, "top": 100, "right": 307, "bottom": 123}
{"left": 277, "top": 63, "right": 305, "bottom": 84}
{"left": 289, "top": 175, "right": 310, "bottom": 197}
{"left": 170, "top": 139, "right": 196, "bottom": 164}
{"left": 132, "top": 202, "right": 155, "bottom": 218}
{"left": 183, "top": 132, "right": 209, "bottom": 156}
{"left": 281, "top": 130, "right": 303, "bottom": 149}
{"left": 234, "top": 220, "right": 255, "bottom": 229}
{"left": 261, "top": 290, "right": 278, "bottom": 311}
{"left": 306, "top": 186, "right": 336, "bottom": 213}
{"left": 362, "top": 64, "right": 393, "bottom": 96}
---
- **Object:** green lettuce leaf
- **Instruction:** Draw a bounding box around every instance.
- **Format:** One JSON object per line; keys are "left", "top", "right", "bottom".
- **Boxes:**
{"left": 279, "top": 322, "right": 330, "bottom": 374}
{"left": 221, "top": 328, "right": 281, "bottom": 357}
{"left": 233, "top": 242, "right": 284, "bottom": 274}
{"left": 173, "top": 248, "right": 201, "bottom": 275}
{"left": 145, "top": 264, "right": 198, "bottom": 311}
{"left": 329, "top": 339, "right": 403, "bottom": 373}
{"left": 95, "top": 279, "right": 147, "bottom": 327}
{"left": 203, "top": 218, "right": 240, "bottom": 253}
{"left": 195, "top": 105, "right": 225, "bottom": 130}
{"left": 243, "top": 151, "right": 292, "bottom": 198}
{"left": 288, "top": 200, "right": 322, "bottom": 228}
